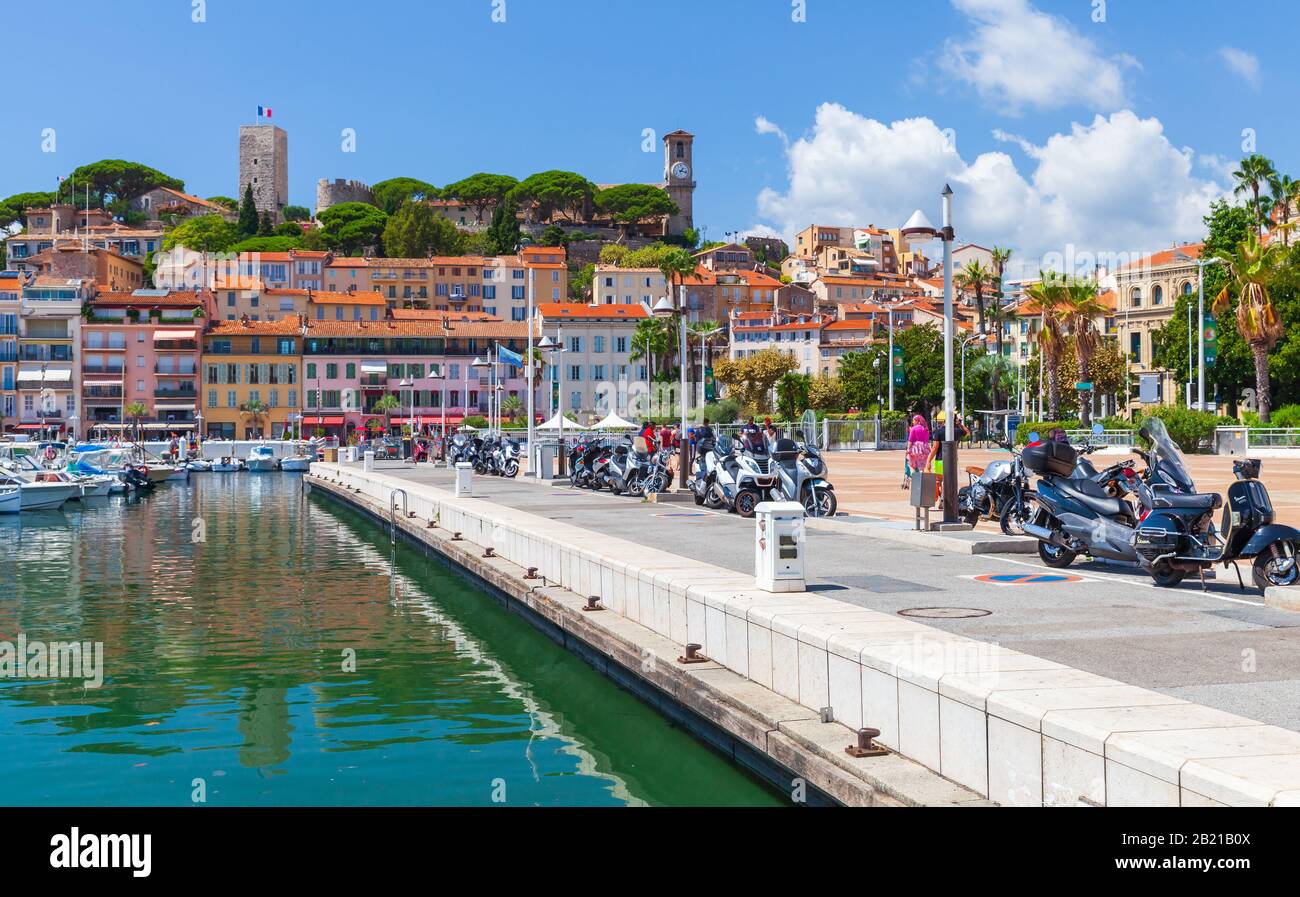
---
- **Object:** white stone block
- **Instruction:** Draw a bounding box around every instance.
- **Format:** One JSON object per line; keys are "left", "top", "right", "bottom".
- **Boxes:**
{"left": 797, "top": 641, "right": 829, "bottom": 711}
{"left": 1042, "top": 736, "right": 1104, "bottom": 807}
{"left": 939, "top": 694, "right": 988, "bottom": 796}
{"left": 827, "top": 653, "right": 863, "bottom": 731}
{"left": 987, "top": 716, "right": 1042, "bottom": 807}
{"left": 897, "top": 680, "right": 941, "bottom": 773}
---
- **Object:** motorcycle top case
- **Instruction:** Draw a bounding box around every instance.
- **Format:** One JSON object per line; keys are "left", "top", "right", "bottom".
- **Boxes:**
{"left": 1022, "top": 441, "right": 1077, "bottom": 477}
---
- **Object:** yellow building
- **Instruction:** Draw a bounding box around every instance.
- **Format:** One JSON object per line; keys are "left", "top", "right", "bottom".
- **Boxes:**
{"left": 200, "top": 317, "right": 305, "bottom": 439}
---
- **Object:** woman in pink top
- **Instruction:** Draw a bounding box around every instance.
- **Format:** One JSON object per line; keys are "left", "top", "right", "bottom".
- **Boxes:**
{"left": 904, "top": 414, "right": 931, "bottom": 489}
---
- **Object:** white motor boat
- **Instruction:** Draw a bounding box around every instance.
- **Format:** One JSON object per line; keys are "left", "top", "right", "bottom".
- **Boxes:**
{"left": 279, "top": 454, "right": 311, "bottom": 472}
{"left": 186, "top": 459, "right": 213, "bottom": 472}
{"left": 0, "top": 481, "right": 20, "bottom": 514}
{"left": 210, "top": 457, "right": 244, "bottom": 472}
{"left": 0, "top": 472, "right": 77, "bottom": 511}
{"left": 246, "top": 444, "right": 278, "bottom": 472}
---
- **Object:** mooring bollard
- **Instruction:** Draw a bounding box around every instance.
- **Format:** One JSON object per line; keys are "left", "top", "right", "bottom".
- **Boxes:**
{"left": 845, "top": 727, "right": 888, "bottom": 758}
{"left": 582, "top": 595, "right": 604, "bottom": 612}
{"left": 677, "top": 643, "right": 707, "bottom": 664}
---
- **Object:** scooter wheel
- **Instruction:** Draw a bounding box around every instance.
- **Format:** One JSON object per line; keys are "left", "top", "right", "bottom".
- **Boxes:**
{"left": 693, "top": 492, "right": 705, "bottom": 506}
{"left": 1037, "top": 540, "right": 1077, "bottom": 568}
{"left": 1253, "top": 541, "right": 1300, "bottom": 590}
{"left": 1150, "top": 560, "right": 1185, "bottom": 588}
{"left": 735, "top": 489, "right": 760, "bottom": 518}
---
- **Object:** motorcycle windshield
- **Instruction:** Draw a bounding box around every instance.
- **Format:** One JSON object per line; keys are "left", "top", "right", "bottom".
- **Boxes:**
{"left": 1139, "top": 417, "right": 1196, "bottom": 491}
{"left": 715, "top": 434, "right": 734, "bottom": 455}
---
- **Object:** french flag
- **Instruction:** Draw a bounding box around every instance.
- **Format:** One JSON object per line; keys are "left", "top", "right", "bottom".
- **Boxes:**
{"left": 257, "top": 105, "right": 272, "bottom": 119}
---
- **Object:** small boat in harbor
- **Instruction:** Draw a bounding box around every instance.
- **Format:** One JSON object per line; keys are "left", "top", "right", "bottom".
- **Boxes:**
{"left": 0, "top": 471, "right": 78, "bottom": 511}
{"left": 210, "top": 457, "right": 244, "bottom": 472}
{"left": 246, "top": 444, "right": 278, "bottom": 472}
{"left": 279, "top": 453, "right": 311, "bottom": 472}
{"left": 0, "top": 480, "right": 20, "bottom": 514}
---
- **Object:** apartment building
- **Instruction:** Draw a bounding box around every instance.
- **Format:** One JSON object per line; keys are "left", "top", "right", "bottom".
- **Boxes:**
{"left": 1113, "top": 243, "right": 1202, "bottom": 410}
{"left": 792, "top": 224, "right": 897, "bottom": 272}
{"left": 594, "top": 266, "right": 668, "bottom": 308}
{"left": 535, "top": 303, "right": 647, "bottom": 420}
{"left": 728, "top": 312, "right": 829, "bottom": 377}
{"left": 201, "top": 317, "right": 304, "bottom": 438}
{"left": 212, "top": 281, "right": 315, "bottom": 321}
{"left": 20, "top": 241, "right": 145, "bottom": 292}
{"left": 15, "top": 277, "right": 90, "bottom": 437}
{"left": 82, "top": 290, "right": 210, "bottom": 434}
{"left": 0, "top": 272, "right": 19, "bottom": 432}
{"left": 308, "top": 289, "right": 387, "bottom": 323}
{"left": 300, "top": 317, "right": 530, "bottom": 439}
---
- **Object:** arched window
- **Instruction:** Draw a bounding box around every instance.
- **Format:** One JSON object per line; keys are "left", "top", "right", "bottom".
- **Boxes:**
{"left": 1153, "top": 285, "right": 1164, "bottom": 305}
{"left": 1182, "top": 281, "right": 1193, "bottom": 296}
{"left": 1130, "top": 287, "right": 1142, "bottom": 307}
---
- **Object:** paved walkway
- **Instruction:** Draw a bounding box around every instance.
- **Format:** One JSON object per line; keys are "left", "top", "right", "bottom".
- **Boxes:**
{"left": 354, "top": 460, "right": 1300, "bottom": 732}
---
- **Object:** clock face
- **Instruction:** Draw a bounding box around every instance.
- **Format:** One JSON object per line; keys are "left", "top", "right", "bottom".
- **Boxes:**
{"left": 671, "top": 162, "right": 690, "bottom": 180}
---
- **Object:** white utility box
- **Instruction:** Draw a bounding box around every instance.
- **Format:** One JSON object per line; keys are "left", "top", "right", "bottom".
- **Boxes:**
{"left": 454, "top": 461, "right": 473, "bottom": 497}
{"left": 533, "top": 442, "right": 556, "bottom": 480}
{"left": 362, "top": 450, "right": 375, "bottom": 471}
{"left": 754, "top": 500, "right": 806, "bottom": 592}
{"left": 342, "top": 446, "right": 357, "bottom": 463}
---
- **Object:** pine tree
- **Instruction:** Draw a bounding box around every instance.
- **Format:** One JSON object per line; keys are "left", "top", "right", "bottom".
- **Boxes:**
{"left": 259, "top": 211, "right": 274, "bottom": 236}
{"left": 485, "top": 196, "right": 521, "bottom": 255}
{"left": 238, "top": 183, "right": 259, "bottom": 236}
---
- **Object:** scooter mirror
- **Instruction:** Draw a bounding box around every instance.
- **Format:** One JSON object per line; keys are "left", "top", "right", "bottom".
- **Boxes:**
{"left": 1028, "top": 431, "right": 1040, "bottom": 443}
{"left": 1092, "top": 422, "right": 1104, "bottom": 435}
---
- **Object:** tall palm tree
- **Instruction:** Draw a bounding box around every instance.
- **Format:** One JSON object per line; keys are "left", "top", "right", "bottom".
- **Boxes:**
{"left": 990, "top": 246, "right": 1013, "bottom": 301}
{"left": 658, "top": 247, "right": 698, "bottom": 377}
{"left": 1024, "top": 273, "right": 1068, "bottom": 420}
{"left": 500, "top": 394, "right": 523, "bottom": 422}
{"left": 1268, "top": 172, "right": 1300, "bottom": 246}
{"left": 370, "top": 393, "right": 400, "bottom": 435}
{"left": 630, "top": 317, "right": 673, "bottom": 380}
{"left": 1214, "top": 232, "right": 1284, "bottom": 422}
{"left": 125, "top": 401, "right": 148, "bottom": 445}
{"left": 241, "top": 398, "right": 269, "bottom": 439}
{"left": 984, "top": 301, "right": 1019, "bottom": 409}
{"left": 1061, "top": 278, "right": 1109, "bottom": 428}
{"left": 1233, "top": 154, "right": 1278, "bottom": 236}
{"left": 687, "top": 319, "right": 721, "bottom": 396}
{"left": 955, "top": 259, "right": 993, "bottom": 335}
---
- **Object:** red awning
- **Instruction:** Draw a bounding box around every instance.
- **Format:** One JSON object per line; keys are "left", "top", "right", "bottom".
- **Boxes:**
{"left": 15, "top": 424, "right": 45, "bottom": 430}
{"left": 303, "top": 416, "right": 345, "bottom": 426}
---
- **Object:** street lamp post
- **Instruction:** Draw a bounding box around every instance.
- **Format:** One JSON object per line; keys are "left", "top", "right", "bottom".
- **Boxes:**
{"left": 399, "top": 377, "right": 413, "bottom": 460}
{"left": 653, "top": 293, "right": 690, "bottom": 489}
{"left": 538, "top": 329, "right": 564, "bottom": 476}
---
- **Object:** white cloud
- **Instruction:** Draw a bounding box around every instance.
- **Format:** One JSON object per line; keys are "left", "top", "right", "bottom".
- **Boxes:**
{"left": 754, "top": 115, "right": 789, "bottom": 148}
{"left": 753, "top": 103, "right": 1227, "bottom": 278}
{"left": 938, "top": 0, "right": 1137, "bottom": 115}
{"left": 1219, "top": 47, "right": 1261, "bottom": 90}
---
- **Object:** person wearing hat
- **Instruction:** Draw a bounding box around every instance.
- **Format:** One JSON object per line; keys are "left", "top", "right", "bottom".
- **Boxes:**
{"left": 928, "top": 409, "right": 947, "bottom": 506}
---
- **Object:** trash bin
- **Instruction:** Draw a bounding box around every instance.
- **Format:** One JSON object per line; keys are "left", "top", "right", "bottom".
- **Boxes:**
{"left": 323, "top": 447, "right": 338, "bottom": 463}
{"left": 454, "top": 461, "right": 473, "bottom": 497}
{"left": 754, "top": 500, "right": 806, "bottom": 592}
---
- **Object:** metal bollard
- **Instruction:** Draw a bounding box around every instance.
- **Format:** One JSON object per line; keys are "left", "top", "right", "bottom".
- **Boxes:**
{"left": 677, "top": 643, "right": 708, "bottom": 664}
{"left": 844, "top": 727, "right": 888, "bottom": 758}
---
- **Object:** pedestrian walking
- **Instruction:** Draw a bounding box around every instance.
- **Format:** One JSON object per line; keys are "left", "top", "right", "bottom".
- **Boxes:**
{"left": 904, "top": 414, "right": 930, "bottom": 490}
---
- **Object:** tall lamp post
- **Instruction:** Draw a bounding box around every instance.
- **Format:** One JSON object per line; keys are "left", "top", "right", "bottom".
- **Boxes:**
{"left": 538, "top": 333, "right": 563, "bottom": 475}
{"left": 653, "top": 294, "right": 690, "bottom": 489}
{"left": 399, "top": 377, "right": 413, "bottom": 460}
{"left": 901, "top": 184, "right": 959, "bottom": 524}
{"left": 1174, "top": 250, "right": 1224, "bottom": 411}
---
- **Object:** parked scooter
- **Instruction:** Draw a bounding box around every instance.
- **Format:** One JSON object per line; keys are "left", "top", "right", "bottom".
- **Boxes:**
{"left": 770, "top": 436, "right": 837, "bottom": 517}
{"left": 689, "top": 434, "right": 775, "bottom": 517}
{"left": 1128, "top": 418, "right": 1300, "bottom": 591}
{"left": 492, "top": 436, "right": 520, "bottom": 478}
{"left": 958, "top": 440, "right": 1033, "bottom": 533}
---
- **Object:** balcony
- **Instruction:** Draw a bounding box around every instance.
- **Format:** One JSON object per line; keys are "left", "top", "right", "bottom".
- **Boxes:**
{"left": 19, "top": 346, "right": 73, "bottom": 362}
{"left": 154, "top": 366, "right": 197, "bottom": 377}
{"left": 154, "top": 388, "right": 198, "bottom": 400}
{"left": 82, "top": 366, "right": 125, "bottom": 376}
{"left": 154, "top": 340, "right": 198, "bottom": 352}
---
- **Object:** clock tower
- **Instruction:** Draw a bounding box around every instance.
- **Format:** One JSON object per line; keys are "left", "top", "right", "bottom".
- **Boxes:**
{"left": 662, "top": 130, "right": 695, "bottom": 236}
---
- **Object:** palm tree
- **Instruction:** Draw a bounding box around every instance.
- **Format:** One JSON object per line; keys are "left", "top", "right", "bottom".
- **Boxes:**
{"left": 1061, "top": 278, "right": 1109, "bottom": 428}
{"left": 1233, "top": 154, "right": 1278, "bottom": 235}
{"left": 370, "top": 393, "right": 400, "bottom": 435}
{"left": 984, "top": 301, "right": 1019, "bottom": 409}
{"left": 687, "top": 319, "right": 721, "bottom": 396}
{"left": 1268, "top": 172, "right": 1300, "bottom": 246}
{"left": 658, "top": 247, "right": 698, "bottom": 375}
{"left": 125, "top": 401, "right": 148, "bottom": 445}
{"left": 1214, "top": 232, "right": 1284, "bottom": 422}
{"left": 500, "top": 394, "right": 523, "bottom": 422}
{"left": 630, "top": 317, "right": 673, "bottom": 381}
{"left": 1024, "top": 273, "right": 1068, "bottom": 420}
{"left": 955, "top": 259, "right": 993, "bottom": 335}
{"left": 241, "top": 398, "right": 269, "bottom": 439}
{"left": 990, "top": 246, "right": 1013, "bottom": 301}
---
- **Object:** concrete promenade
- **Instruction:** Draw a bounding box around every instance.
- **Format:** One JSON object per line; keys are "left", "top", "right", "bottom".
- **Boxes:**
{"left": 310, "top": 458, "right": 1300, "bottom": 806}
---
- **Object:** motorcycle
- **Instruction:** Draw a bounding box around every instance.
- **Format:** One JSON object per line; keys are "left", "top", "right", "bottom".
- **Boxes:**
{"left": 770, "top": 436, "right": 837, "bottom": 517}
{"left": 958, "top": 440, "right": 1034, "bottom": 533}
{"left": 492, "top": 436, "right": 520, "bottom": 478}
{"left": 1128, "top": 419, "right": 1300, "bottom": 591}
{"left": 689, "top": 434, "right": 774, "bottom": 517}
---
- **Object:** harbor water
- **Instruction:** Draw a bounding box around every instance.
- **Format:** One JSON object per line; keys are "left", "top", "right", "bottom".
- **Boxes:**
{"left": 0, "top": 476, "right": 782, "bottom": 807}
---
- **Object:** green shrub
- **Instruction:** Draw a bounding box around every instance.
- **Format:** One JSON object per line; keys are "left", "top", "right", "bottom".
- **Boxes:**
{"left": 462, "top": 415, "right": 488, "bottom": 429}
{"left": 1267, "top": 404, "right": 1300, "bottom": 429}
{"left": 1141, "top": 406, "right": 1227, "bottom": 454}
{"left": 1095, "top": 415, "right": 1135, "bottom": 431}
{"left": 701, "top": 398, "right": 742, "bottom": 424}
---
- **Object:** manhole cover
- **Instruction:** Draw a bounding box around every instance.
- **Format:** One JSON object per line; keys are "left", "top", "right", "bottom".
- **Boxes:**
{"left": 898, "top": 607, "right": 992, "bottom": 619}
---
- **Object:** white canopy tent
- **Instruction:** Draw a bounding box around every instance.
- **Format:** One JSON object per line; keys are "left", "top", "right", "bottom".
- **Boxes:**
{"left": 592, "top": 412, "right": 638, "bottom": 430}
{"left": 537, "top": 413, "right": 589, "bottom": 431}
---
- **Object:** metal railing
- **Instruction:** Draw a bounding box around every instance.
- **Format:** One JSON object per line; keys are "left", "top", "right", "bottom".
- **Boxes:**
{"left": 1063, "top": 428, "right": 1136, "bottom": 447}
{"left": 1244, "top": 428, "right": 1300, "bottom": 448}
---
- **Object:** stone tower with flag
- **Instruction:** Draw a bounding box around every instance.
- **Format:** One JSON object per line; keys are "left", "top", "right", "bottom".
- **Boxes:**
{"left": 238, "top": 123, "right": 288, "bottom": 224}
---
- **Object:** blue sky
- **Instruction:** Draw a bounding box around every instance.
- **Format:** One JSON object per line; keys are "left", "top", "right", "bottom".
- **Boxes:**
{"left": 2, "top": 0, "right": 1288, "bottom": 272}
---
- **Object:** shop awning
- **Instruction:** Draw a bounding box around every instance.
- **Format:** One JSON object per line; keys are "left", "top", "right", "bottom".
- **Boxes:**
{"left": 303, "top": 415, "right": 345, "bottom": 426}
{"left": 83, "top": 380, "right": 122, "bottom": 387}
{"left": 15, "top": 424, "right": 44, "bottom": 430}
{"left": 16, "top": 369, "right": 71, "bottom": 383}
{"left": 16, "top": 369, "right": 42, "bottom": 382}
{"left": 155, "top": 403, "right": 196, "bottom": 411}
{"left": 360, "top": 363, "right": 388, "bottom": 374}
{"left": 153, "top": 330, "right": 196, "bottom": 340}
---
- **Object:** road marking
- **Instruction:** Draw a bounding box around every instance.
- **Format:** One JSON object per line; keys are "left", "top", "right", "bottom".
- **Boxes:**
{"left": 971, "top": 572, "right": 1082, "bottom": 585}
{"left": 981, "top": 554, "right": 1263, "bottom": 606}
{"left": 652, "top": 511, "right": 709, "bottom": 519}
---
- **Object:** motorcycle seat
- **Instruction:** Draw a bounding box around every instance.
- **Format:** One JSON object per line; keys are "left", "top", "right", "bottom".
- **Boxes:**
{"left": 965, "top": 466, "right": 985, "bottom": 477}
{"left": 1056, "top": 479, "right": 1126, "bottom": 518}
{"left": 1151, "top": 491, "right": 1221, "bottom": 510}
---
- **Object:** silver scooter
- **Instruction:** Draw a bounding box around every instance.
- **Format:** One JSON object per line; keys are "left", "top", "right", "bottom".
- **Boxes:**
{"left": 770, "top": 436, "right": 837, "bottom": 517}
